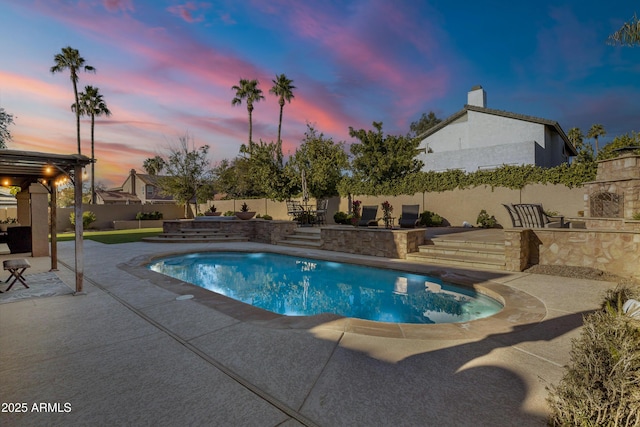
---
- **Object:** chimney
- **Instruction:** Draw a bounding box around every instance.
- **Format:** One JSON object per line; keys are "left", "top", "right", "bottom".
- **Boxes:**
{"left": 130, "top": 169, "right": 136, "bottom": 195}
{"left": 467, "top": 85, "right": 486, "bottom": 108}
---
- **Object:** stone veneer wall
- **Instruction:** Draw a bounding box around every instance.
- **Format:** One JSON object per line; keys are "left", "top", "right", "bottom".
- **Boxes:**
{"left": 504, "top": 228, "right": 640, "bottom": 278}
{"left": 320, "top": 227, "right": 425, "bottom": 258}
{"left": 162, "top": 219, "right": 297, "bottom": 244}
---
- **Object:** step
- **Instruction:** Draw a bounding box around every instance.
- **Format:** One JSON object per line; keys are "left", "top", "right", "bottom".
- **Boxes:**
{"left": 406, "top": 252, "right": 505, "bottom": 270}
{"left": 276, "top": 239, "right": 323, "bottom": 248}
{"left": 161, "top": 232, "right": 237, "bottom": 238}
{"left": 417, "top": 244, "right": 505, "bottom": 261}
{"left": 428, "top": 238, "right": 504, "bottom": 251}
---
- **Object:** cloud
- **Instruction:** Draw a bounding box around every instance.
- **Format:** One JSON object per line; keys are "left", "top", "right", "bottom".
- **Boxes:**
{"left": 102, "top": 0, "right": 134, "bottom": 13}
{"left": 167, "top": 2, "right": 210, "bottom": 24}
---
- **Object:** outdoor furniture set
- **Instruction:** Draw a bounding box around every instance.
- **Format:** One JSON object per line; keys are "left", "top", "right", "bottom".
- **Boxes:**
{"left": 286, "top": 199, "right": 328, "bottom": 226}
{"left": 502, "top": 203, "right": 568, "bottom": 228}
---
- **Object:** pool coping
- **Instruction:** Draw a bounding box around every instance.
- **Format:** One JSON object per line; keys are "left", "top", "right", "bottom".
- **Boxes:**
{"left": 120, "top": 246, "right": 547, "bottom": 340}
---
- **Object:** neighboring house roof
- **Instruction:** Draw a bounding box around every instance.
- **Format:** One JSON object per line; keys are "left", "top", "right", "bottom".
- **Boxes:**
{"left": 0, "top": 187, "right": 16, "bottom": 206}
{"left": 135, "top": 174, "right": 175, "bottom": 202}
{"left": 417, "top": 104, "right": 578, "bottom": 156}
{"left": 96, "top": 190, "right": 141, "bottom": 204}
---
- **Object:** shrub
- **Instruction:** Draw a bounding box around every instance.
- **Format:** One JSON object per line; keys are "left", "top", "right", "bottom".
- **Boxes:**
{"left": 333, "top": 211, "right": 349, "bottom": 224}
{"left": 261, "top": 214, "right": 272, "bottom": 220}
{"left": 135, "top": 211, "right": 163, "bottom": 220}
{"left": 240, "top": 202, "right": 249, "bottom": 212}
{"left": 633, "top": 212, "right": 640, "bottom": 220}
{"left": 476, "top": 210, "right": 497, "bottom": 228}
{"left": 419, "top": 210, "right": 443, "bottom": 227}
{"left": 547, "top": 286, "right": 640, "bottom": 426}
{"left": 223, "top": 211, "right": 235, "bottom": 216}
{"left": 70, "top": 211, "right": 97, "bottom": 228}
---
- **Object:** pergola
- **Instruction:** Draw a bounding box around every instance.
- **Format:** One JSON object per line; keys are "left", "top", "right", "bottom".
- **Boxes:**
{"left": 0, "top": 149, "right": 92, "bottom": 293}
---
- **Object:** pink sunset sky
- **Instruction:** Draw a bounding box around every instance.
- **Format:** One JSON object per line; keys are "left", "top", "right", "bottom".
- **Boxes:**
{"left": 1, "top": 0, "right": 638, "bottom": 187}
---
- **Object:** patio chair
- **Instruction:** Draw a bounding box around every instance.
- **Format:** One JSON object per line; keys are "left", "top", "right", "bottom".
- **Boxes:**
{"left": 398, "top": 205, "right": 420, "bottom": 228}
{"left": 286, "top": 200, "right": 304, "bottom": 223}
{"left": 502, "top": 204, "right": 522, "bottom": 227}
{"left": 314, "top": 199, "right": 328, "bottom": 225}
{"left": 358, "top": 205, "right": 379, "bottom": 227}
{"left": 512, "top": 203, "right": 566, "bottom": 228}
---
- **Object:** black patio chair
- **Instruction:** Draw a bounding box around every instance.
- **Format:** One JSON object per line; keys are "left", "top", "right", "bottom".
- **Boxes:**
{"left": 358, "top": 205, "right": 379, "bottom": 227}
{"left": 398, "top": 205, "right": 420, "bottom": 228}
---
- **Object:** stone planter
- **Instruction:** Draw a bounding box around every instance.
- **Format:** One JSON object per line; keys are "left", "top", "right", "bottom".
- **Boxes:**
{"left": 235, "top": 211, "right": 256, "bottom": 220}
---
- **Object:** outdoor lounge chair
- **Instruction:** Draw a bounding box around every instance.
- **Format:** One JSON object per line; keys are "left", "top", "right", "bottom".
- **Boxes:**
{"left": 358, "top": 205, "right": 379, "bottom": 227}
{"left": 398, "top": 205, "right": 420, "bottom": 228}
{"left": 502, "top": 204, "right": 522, "bottom": 227}
{"left": 512, "top": 203, "right": 567, "bottom": 228}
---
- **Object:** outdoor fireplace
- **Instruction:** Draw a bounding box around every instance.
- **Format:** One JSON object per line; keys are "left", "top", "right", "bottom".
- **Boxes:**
{"left": 584, "top": 152, "right": 640, "bottom": 228}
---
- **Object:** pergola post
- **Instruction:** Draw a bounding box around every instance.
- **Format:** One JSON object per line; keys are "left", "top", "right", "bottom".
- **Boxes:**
{"left": 74, "top": 164, "right": 84, "bottom": 294}
{"left": 50, "top": 180, "right": 58, "bottom": 271}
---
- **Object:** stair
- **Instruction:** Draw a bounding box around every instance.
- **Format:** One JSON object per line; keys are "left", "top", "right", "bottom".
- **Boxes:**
{"left": 406, "top": 236, "right": 506, "bottom": 270}
{"left": 276, "top": 227, "right": 322, "bottom": 248}
{"left": 143, "top": 228, "right": 249, "bottom": 243}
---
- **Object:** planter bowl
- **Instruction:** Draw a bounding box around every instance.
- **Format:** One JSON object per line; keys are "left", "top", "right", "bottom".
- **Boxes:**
{"left": 235, "top": 211, "right": 256, "bottom": 220}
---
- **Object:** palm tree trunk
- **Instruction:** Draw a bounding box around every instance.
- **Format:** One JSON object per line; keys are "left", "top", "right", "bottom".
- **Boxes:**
{"left": 247, "top": 104, "right": 253, "bottom": 155}
{"left": 73, "top": 79, "right": 81, "bottom": 155}
{"left": 91, "top": 114, "right": 96, "bottom": 204}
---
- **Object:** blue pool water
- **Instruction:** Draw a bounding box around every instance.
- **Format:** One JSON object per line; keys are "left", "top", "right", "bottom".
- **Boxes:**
{"left": 148, "top": 252, "right": 503, "bottom": 324}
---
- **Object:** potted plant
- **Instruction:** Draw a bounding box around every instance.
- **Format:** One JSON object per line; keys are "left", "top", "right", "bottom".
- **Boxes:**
{"left": 205, "top": 205, "right": 221, "bottom": 216}
{"left": 0, "top": 218, "right": 19, "bottom": 232}
{"left": 381, "top": 201, "right": 394, "bottom": 228}
{"left": 235, "top": 202, "right": 256, "bottom": 220}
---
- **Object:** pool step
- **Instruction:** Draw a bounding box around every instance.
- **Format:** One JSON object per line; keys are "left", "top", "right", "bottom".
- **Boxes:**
{"left": 276, "top": 227, "right": 322, "bottom": 248}
{"left": 143, "top": 229, "right": 248, "bottom": 243}
{"left": 406, "top": 237, "right": 505, "bottom": 270}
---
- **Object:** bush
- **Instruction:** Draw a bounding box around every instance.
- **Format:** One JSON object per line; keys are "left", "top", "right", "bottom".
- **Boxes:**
{"left": 633, "top": 212, "right": 640, "bottom": 220}
{"left": 135, "top": 211, "right": 163, "bottom": 220}
{"left": 419, "top": 210, "right": 443, "bottom": 227}
{"left": 223, "top": 211, "right": 235, "bottom": 216}
{"left": 476, "top": 209, "right": 497, "bottom": 228}
{"left": 261, "top": 214, "right": 272, "bottom": 220}
{"left": 70, "top": 211, "right": 97, "bottom": 228}
{"left": 547, "top": 287, "right": 640, "bottom": 426}
{"left": 333, "top": 211, "right": 349, "bottom": 224}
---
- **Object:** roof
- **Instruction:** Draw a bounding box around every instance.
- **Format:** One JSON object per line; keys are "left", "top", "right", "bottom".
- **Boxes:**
{"left": 0, "top": 149, "right": 93, "bottom": 190}
{"left": 417, "top": 104, "right": 578, "bottom": 156}
{"left": 96, "top": 190, "right": 141, "bottom": 204}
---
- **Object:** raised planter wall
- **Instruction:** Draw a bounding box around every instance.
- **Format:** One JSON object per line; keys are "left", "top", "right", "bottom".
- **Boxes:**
{"left": 113, "top": 220, "right": 164, "bottom": 230}
{"left": 320, "top": 227, "right": 425, "bottom": 258}
{"left": 505, "top": 228, "right": 640, "bottom": 278}
{"left": 163, "top": 219, "right": 297, "bottom": 245}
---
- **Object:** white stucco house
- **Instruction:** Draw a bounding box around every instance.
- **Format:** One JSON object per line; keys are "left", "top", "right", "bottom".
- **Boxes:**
{"left": 416, "top": 86, "right": 577, "bottom": 172}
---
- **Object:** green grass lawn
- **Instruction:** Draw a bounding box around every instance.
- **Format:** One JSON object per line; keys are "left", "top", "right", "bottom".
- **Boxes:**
{"left": 55, "top": 228, "right": 163, "bottom": 244}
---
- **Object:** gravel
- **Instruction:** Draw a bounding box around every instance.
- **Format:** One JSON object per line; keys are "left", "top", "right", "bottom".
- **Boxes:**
{"left": 524, "top": 264, "right": 637, "bottom": 286}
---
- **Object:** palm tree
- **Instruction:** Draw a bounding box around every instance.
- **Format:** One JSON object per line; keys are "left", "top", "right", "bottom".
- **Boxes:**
{"left": 269, "top": 74, "right": 296, "bottom": 159}
{"left": 587, "top": 124, "right": 606, "bottom": 154}
{"left": 607, "top": 14, "right": 640, "bottom": 47}
{"left": 50, "top": 46, "right": 95, "bottom": 155}
{"left": 231, "top": 79, "right": 264, "bottom": 153}
{"left": 143, "top": 155, "right": 167, "bottom": 175}
{"left": 74, "top": 85, "right": 111, "bottom": 204}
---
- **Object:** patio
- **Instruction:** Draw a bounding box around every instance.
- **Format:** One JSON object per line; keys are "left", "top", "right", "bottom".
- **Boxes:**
{"left": 0, "top": 238, "right": 617, "bottom": 426}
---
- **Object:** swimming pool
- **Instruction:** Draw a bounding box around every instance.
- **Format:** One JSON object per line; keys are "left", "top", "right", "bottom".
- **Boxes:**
{"left": 148, "top": 252, "right": 503, "bottom": 324}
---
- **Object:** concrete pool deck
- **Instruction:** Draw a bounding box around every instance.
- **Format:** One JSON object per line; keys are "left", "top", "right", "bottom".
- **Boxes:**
{"left": 0, "top": 239, "right": 617, "bottom": 426}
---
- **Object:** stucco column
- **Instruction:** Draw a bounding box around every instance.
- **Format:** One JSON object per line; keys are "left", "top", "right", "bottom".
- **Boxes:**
{"left": 29, "top": 183, "right": 50, "bottom": 257}
{"left": 15, "top": 190, "right": 30, "bottom": 226}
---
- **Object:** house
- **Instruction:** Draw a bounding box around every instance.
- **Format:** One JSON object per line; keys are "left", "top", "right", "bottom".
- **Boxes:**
{"left": 416, "top": 86, "right": 577, "bottom": 172}
{"left": 96, "top": 169, "right": 175, "bottom": 205}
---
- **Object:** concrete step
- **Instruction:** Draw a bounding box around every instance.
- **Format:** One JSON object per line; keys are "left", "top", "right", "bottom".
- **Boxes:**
{"left": 406, "top": 251, "right": 506, "bottom": 270}
{"left": 276, "top": 239, "right": 323, "bottom": 248}
{"left": 428, "top": 237, "right": 504, "bottom": 251}
{"left": 417, "top": 244, "right": 505, "bottom": 261}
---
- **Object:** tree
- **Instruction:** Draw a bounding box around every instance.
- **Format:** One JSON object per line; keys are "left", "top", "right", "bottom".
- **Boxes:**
{"left": 288, "top": 125, "right": 348, "bottom": 199}
{"left": 349, "top": 121, "right": 424, "bottom": 187}
{"left": 568, "top": 127, "right": 594, "bottom": 164}
{"left": 50, "top": 46, "right": 95, "bottom": 155}
{"left": 607, "top": 14, "right": 640, "bottom": 47}
{"left": 587, "top": 124, "right": 606, "bottom": 154}
{"left": 74, "top": 85, "right": 111, "bottom": 204}
{"left": 269, "top": 74, "right": 296, "bottom": 155}
{"left": 597, "top": 131, "right": 640, "bottom": 160}
{"left": 158, "top": 134, "right": 214, "bottom": 217}
{"left": 409, "top": 111, "right": 442, "bottom": 138}
{"left": 231, "top": 79, "right": 264, "bottom": 151}
{"left": 142, "top": 155, "right": 167, "bottom": 175}
{"left": 0, "top": 107, "right": 15, "bottom": 148}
